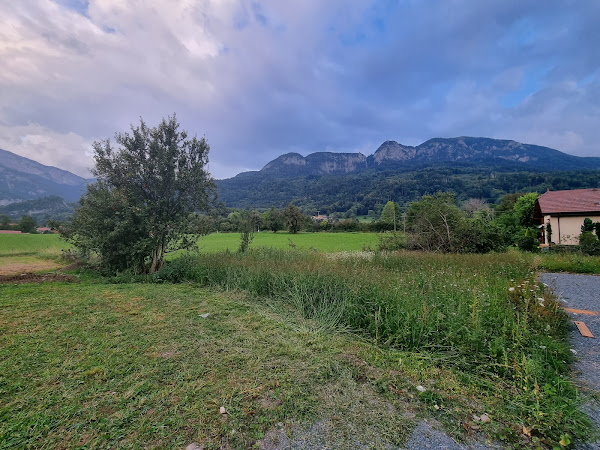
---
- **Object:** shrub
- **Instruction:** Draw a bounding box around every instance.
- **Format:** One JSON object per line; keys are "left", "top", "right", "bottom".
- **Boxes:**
{"left": 579, "top": 231, "right": 600, "bottom": 255}
{"left": 517, "top": 235, "right": 538, "bottom": 252}
{"left": 377, "top": 232, "right": 406, "bottom": 251}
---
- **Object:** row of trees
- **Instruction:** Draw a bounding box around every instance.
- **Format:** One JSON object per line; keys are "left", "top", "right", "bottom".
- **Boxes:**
{"left": 0, "top": 215, "right": 38, "bottom": 233}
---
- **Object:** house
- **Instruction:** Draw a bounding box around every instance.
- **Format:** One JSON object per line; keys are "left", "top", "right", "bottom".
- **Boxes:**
{"left": 36, "top": 227, "right": 57, "bottom": 233}
{"left": 0, "top": 230, "right": 21, "bottom": 234}
{"left": 533, "top": 188, "right": 600, "bottom": 245}
{"left": 312, "top": 214, "right": 329, "bottom": 223}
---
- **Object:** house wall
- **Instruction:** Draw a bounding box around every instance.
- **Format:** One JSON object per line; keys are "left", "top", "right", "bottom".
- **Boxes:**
{"left": 544, "top": 215, "right": 600, "bottom": 245}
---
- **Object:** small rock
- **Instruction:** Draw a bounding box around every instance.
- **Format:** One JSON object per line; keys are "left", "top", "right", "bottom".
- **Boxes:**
{"left": 185, "top": 443, "right": 203, "bottom": 450}
{"left": 472, "top": 414, "right": 481, "bottom": 422}
{"left": 200, "top": 313, "right": 210, "bottom": 318}
{"left": 416, "top": 385, "right": 426, "bottom": 392}
{"left": 219, "top": 406, "right": 227, "bottom": 414}
{"left": 433, "top": 404, "right": 439, "bottom": 410}
{"left": 471, "top": 424, "right": 480, "bottom": 430}
{"left": 480, "top": 413, "right": 490, "bottom": 423}
{"left": 570, "top": 349, "right": 577, "bottom": 354}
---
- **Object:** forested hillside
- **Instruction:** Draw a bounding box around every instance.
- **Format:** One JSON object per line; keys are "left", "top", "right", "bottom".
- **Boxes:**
{"left": 216, "top": 167, "right": 600, "bottom": 214}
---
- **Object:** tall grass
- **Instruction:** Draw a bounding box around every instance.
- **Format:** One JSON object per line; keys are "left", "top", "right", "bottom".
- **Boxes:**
{"left": 155, "top": 248, "right": 591, "bottom": 445}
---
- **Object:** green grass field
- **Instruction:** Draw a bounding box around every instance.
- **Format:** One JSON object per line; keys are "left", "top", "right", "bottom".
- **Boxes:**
{"left": 0, "top": 233, "right": 68, "bottom": 256}
{"left": 198, "top": 231, "right": 378, "bottom": 253}
{"left": 0, "top": 232, "right": 378, "bottom": 257}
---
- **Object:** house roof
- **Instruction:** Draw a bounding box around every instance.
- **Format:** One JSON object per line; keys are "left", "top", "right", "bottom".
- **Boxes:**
{"left": 537, "top": 188, "right": 600, "bottom": 214}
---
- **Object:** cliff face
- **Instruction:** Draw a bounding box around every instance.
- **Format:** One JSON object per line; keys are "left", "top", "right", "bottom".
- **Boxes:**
{"left": 261, "top": 152, "right": 368, "bottom": 176}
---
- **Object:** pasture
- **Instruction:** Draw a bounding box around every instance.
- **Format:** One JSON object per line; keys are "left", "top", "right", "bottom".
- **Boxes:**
{"left": 0, "top": 232, "right": 598, "bottom": 447}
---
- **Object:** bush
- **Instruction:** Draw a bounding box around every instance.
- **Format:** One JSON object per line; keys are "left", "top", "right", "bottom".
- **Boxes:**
{"left": 579, "top": 231, "right": 600, "bottom": 255}
{"left": 377, "top": 232, "right": 406, "bottom": 251}
{"left": 517, "top": 235, "right": 539, "bottom": 252}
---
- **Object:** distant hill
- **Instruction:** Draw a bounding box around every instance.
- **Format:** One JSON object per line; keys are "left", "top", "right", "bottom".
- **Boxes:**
{"left": 0, "top": 195, "right": 75, "bottom": 223}
{"left": 0, "top": 148, "right": 88, "bottom": 205}
{"left": 217, "top": 137, "right": 600, "bottom": 213}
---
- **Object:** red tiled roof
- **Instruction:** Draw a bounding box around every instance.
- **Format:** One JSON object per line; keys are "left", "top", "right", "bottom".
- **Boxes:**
{"left": 537, "top": 188, "right": 600, "bottom": 214}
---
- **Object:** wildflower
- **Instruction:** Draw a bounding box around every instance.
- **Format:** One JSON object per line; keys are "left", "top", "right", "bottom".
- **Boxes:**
{"left": 509, "top": 287, "right": 515, "bottom": 292}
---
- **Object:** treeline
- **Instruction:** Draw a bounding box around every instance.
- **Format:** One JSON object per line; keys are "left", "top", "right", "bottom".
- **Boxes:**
{"left": 192, "top": 191, "right": 545, "bottom": 253}
{"left": 0, "top": 214, "right": 39, "bottom": 233}
{"left": 216, "top": 167, "right": 600, "bottom": 216}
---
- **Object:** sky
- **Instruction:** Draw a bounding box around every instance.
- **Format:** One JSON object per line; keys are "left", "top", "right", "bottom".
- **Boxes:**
{"left": 1, "top": 0, "right": 599, "bottom": 179}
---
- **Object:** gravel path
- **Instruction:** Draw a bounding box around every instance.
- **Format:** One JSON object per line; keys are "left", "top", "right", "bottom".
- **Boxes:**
{"left": 539, "top": 273, "right": 600, "bottom": 449}
{"left": 539, "top": 273, "right": 600, "bottom": 391}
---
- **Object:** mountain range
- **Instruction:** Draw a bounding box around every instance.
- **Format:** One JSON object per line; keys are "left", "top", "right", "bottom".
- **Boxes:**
{"left": 256, "top": 137, "right": 600, "bottom": 177}
{"left": 2, "top": 137, "right": 600, "bottom": 218}
{"left": 0, "top": 148, "right": 88, "bottom": 205}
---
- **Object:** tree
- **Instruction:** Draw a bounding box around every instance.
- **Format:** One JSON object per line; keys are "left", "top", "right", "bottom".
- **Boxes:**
{"left": 380, "top": 201, "right": 400, "bottom": 231}
{"left": 263, "top": 206, "right": 283, "bottom": 233}
{"left": 0, "top": 215, "right": 10, "bottom": 229}
{"left": 462, "top": 198, "right": 489, "bottom": 217}
{"left": 283, "top": 203, "right": 303, "bottom": 234}
{"left": 582, "top": 218, "right": 595, "bottom": 232}
{"left": 19, "top": 215, "right": 36, "bottom": 233}
{"left": 512, "top": 193, "right": 538, "bottom": 229}
{"left": 62, "top": 115, "right": 215, "bottom": 273}
{"left": 494, "top": 192, "right": 538, "bottom": 243}
{"left": 405, "top": 193, "right": 463, "bottom": 252}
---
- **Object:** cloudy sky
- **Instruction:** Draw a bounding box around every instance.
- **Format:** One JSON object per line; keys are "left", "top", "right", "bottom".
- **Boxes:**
{"left": 1, "top": 1, "right": 599, "bottom": 179}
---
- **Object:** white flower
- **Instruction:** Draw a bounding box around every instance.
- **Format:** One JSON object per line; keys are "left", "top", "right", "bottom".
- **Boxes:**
{"left": 509, "top": 287, "right": 515, "bottom": 292}
{"left": 416, "top": 385, "right": 427, "bottom": 392}
{"left": 570, "top": 349, "right": 577, "bottom": 355}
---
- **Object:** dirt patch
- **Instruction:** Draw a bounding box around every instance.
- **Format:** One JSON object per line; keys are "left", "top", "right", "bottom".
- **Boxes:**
{"left": 0, "top": 273, "right": 76, "bottom": 284}
{"left": 0, "top": 260, "right": 63, "bottom": 276}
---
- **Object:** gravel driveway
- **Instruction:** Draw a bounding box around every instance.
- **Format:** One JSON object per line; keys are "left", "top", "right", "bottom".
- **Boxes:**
{"left": 539, "top": 273, "right": 600, "bottom": 449}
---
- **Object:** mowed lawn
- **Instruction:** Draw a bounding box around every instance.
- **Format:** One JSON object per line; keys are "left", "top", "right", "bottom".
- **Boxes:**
{"left": 0, "top": 283, "right": 411, "bottom": 448}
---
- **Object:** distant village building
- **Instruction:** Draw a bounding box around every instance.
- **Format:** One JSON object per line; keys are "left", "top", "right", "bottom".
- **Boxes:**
{"left": 533, "top": 188, "right": 600, "bottom": 245}
{"left": 312, "top": 214, "right": 329, "bottom": 223}
{"left": 0, "top": 230, "right": 21, "bottom": 234}
{"left": 36, "top": 227, "right": 57, "bottom": 233}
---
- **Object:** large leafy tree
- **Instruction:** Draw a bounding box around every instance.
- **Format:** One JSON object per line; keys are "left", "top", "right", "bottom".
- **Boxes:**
{"left": 405, "top": 192, "right": 463, "bottom": 252}
{"left": 262, "top": 206, "right": 284, "bottom": 233}
{"left": 283, "top": 203, "right": 303, "bottom": 234}
{"left": 63, "top": 115, "right": 215, "bottom": 273}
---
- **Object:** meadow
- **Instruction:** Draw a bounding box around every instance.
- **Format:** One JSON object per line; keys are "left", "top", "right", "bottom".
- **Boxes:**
{"left": 0, "top": 232, "right": 599, "bottom": 447}
{"left": 0, "top": 232, "right": 378, "bottom": 256}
